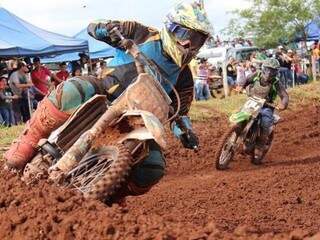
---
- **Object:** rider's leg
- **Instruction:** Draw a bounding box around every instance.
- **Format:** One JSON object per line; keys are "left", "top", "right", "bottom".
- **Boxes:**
{"left": 254, "top": 107, "right": 274, "bottom": 162}
{"left": 129, "top": 141, "right": 165, "bottom": 194}
{"left": 4, "top": 78, "right": 96, "bottom": 170}
{"left": 107, "top": 141, "right": 165, "bottom": 204}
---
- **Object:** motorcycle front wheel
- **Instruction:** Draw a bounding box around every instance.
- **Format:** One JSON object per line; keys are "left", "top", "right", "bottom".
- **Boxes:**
{"left": 215, "top": 125, "right": 240, "bottom": 170}
{"left": 66, "top": 143, "right": 133, "bottom": 201}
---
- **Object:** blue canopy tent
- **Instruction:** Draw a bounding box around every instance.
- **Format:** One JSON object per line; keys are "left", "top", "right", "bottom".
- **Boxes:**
{"left": 0, "top": 7, "right": 88, "bottom": 57}
{"left": 295, "top": 18, "right": 320, "bottom": 42}
{"left": 42, "top": 28, "right": 115, "bottom": 63}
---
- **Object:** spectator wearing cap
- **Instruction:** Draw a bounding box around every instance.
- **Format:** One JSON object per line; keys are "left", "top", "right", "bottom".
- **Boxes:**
{"left": 8, "top": 61, "right": 33, "bottom": 123}
{"left": 31, "top": 57, "right": 58, "bottom": 101}
{"left": 55, "top": 62, "right": 69, "bottom": 87}
{"left": 0, "top": 76, "right": 18, "bottom": 126}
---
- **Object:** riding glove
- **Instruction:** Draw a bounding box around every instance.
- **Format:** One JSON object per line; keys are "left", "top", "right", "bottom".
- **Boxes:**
{"left": 171, "top": 116, "right": 199, "bottom": 150}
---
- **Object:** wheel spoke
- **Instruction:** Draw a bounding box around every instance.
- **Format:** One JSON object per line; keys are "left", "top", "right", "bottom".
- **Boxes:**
{"left": 66, "top": 154, "right": 113, "bottom": 193}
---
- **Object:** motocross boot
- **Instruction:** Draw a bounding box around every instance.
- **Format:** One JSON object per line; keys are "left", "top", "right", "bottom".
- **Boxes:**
{"left": 4, "top": 97, "right": 70, "bottom": 170}
{"left": 252, "top": 132, "right": 270, "bottom": 165}
{"left": 252, "top": 148, "right": 265, "bottom": 165}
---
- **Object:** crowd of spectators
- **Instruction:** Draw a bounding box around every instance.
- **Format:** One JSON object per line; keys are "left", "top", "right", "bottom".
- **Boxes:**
{"left": 0, "top": 54, "right": 109, "bottom": 127}
{"left": 0, "top": 42, "right": 313, "bottom": 123}
{"left": 192, "top": 46, "right": 310, "bottom": 101}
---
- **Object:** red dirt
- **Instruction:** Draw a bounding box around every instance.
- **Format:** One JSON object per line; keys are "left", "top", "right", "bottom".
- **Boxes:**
{"left": 0, "top": 104, "right": 320, "bottom": 240}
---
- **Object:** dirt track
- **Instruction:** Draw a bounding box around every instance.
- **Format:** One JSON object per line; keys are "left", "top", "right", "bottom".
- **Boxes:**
{"left": 0, "top": 104, "right": 320, "bottom": 240}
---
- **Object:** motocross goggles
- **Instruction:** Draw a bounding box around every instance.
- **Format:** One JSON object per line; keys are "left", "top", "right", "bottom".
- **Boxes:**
{"left": 166, "top": 22, "right": 208, "bottom": 50}
{"left": 262, "top": 66, "right": 278, "bottom": 78}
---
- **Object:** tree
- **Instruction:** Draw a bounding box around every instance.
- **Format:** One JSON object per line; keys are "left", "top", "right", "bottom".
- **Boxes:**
{"left": 226, "top": 0, "right": 320, "bottom": 48}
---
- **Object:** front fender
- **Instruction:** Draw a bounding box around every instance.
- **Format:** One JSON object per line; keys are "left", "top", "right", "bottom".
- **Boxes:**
{"left": 229, "top": 111, "right": 251, "bottom": 124}
{"left": 117, "top": 110, "right": 167, "bottom": 149}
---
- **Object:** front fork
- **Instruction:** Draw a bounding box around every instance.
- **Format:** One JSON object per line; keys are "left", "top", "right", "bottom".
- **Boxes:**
{"left": 230, "top": 119, "right": 256, "bottom": 151}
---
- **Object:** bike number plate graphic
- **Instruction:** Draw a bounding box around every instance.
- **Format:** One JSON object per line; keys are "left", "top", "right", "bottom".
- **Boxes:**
{"left": 242, "top": 99, "right": 262, "bottom": 115}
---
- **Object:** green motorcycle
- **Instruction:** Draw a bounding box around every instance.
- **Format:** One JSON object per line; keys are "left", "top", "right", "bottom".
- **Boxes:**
{"left": 215, "top": 96, "right": 277, "bottom": 170}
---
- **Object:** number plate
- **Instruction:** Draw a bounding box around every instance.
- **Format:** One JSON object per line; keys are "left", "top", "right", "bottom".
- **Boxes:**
{"left": 241, "top": 97, "right": 265, "bottom": 116}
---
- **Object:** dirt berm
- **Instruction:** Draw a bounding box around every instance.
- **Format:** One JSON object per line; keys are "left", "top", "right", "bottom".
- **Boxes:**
{"left": 0, "top": 104, "right": 319, "bottom": 240}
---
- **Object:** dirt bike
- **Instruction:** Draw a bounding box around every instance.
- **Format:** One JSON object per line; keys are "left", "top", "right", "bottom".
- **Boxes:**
{"left": 215, "top": 96, "right": 279, "bottom": 170}
{"left": 22, "top": 29, "right": 181, "bottom": 202}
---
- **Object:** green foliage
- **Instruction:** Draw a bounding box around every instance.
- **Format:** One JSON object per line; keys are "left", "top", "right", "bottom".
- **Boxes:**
{"left": 0, "top": 125, "right": 24, "bottom": 156}
{"left": 226, "top": 0, "right": 320, "bottom": 48}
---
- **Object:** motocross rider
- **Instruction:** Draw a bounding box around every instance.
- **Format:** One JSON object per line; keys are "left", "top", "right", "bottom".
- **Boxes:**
{"left": 238, "top": 58, "right": 289, "bottom": 164}
{"left": 5, "top": 1, "right": 212, "bottom": 201}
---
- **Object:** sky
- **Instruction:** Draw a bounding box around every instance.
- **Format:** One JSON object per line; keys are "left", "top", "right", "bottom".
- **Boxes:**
{"left": 0, "top": 0, "right": 250, "bottom": 37}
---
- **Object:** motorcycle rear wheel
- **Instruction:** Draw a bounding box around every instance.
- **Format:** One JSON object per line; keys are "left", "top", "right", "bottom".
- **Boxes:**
{"left": 215, "top": 125, "right": 239, "bottom": 170}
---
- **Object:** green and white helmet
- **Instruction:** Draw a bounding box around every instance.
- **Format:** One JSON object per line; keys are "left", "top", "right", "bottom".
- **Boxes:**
{"left": 262, "top": 58, "right": 280, "bottom": 70}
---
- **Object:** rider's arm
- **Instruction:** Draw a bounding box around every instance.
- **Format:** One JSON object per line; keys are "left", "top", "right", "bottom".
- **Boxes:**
{"left": 275, "top": 81, "right": 289, "bottom": 110}
{"left": 170, "top": 66, "right": 199, "bottom": 150}
{"left": 237, "top": 71, "right": 257, "bottom": 91}
{"left": 87, "top": 20, "right": 158, "bottom": 48}
{"left": 170, "top": 66, "right": 194, "bottom": 116}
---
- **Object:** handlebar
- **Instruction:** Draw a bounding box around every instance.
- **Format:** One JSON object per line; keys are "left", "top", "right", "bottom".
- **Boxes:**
{"left": 265, "top": 102, "right": 279, "bottom": 110}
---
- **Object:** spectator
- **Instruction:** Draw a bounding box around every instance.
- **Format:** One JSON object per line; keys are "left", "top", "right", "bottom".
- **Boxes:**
{"left": 31, "top": 57, "right": 59, "bottom": 101}
{"left": 226, "top": 57, "right": 237, "bottom": 88}
{"left": 249, "top": 63, "right": 257, "bottom": 76}
{"left": 72, "top": 68, "right": 82, "bottom": 77}
{"left": 55, "top": 62, "right": 69, "bottom": 87}
{"left": 276, "top": 46, "right": 293, "bottom": 88}
{"left": 236, "top": 61, "right": 246, "bottom": 86}
{"left": 96, "top": 60, "right": 109, "bottom": 79}
{"left": 8, "top": 61, "right": 33, "bottom": 123}
{"left": 293, "top": 53, "right": 309, "bottom": 85}
{"left": 255, "top": 49, "right": 268, "bottom": 61}
{"left": 69, "top": 53, "right": 89, "bottom": 76}
{"left": 311, "top": 41, "right": 320, "bottom": 61}
{"left": 311, "top": 42, "right": 320, "bottom": 77}
{"left": 244, "top": 60, "right": 253, "bottom": 77}
{"left": 0, "top": 60, "right": 8, "bottom": 77}
{"left": 0, "top": 76, "right": 17, "bottom": 126}
{"left": 7, "top": 58, "right": 18, "bottom": 72}
{"left": 195, "top": 58, "right": 210, "bottom": 101}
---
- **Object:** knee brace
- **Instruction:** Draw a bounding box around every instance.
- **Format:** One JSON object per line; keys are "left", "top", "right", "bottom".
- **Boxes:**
{"left": 48, "top": 77, "right": 96, "bottom": 114}
{"left": 129, "top": 141, "right": 166, "bottom": 195}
